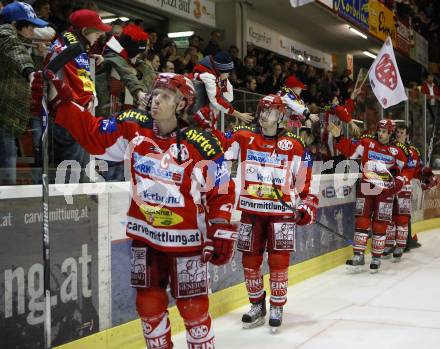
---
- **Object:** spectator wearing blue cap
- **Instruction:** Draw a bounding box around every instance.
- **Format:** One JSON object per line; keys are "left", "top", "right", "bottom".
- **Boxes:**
{"left": 192, "top": 51, "right": 253, "bottom": 128}
{"left": 0, "top": 1, "right": 48, "bottom": 185}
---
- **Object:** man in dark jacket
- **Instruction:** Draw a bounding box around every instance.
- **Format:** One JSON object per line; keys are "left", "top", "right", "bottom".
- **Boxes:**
{"left": 0, "top": 2, "right": 48, "bottom": 185}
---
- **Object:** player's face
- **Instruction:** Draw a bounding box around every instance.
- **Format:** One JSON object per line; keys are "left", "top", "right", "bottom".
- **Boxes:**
{"left": 259, "top": 108, "right": 280, "bottom": 129}
{"left": 395, "top": 128, "right": 407, "bottom": 143}
{"left": 151, "top": 88, "right": 180, "bottom": 120}
{"left": 377, "top": 128, "right": 390, "bottom": 144}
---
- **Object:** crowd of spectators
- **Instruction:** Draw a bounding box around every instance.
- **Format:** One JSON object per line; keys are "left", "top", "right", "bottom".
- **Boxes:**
{"left": 0, "top": 0, "right": 440, "bottom": 185}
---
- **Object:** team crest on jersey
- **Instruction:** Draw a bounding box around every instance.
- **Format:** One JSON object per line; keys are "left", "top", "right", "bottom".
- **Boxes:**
{"left": 389, "top": 147, "right": 398, "bottom": 156}
{"left": 277, "top": 139, "right": 293, "bottom": 151}
{"left": 169, "top": 143, "right": 190, "bottom": 161}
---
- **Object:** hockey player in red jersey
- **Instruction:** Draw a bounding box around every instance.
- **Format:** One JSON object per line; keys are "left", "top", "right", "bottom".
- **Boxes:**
{"left": 328, "top": 119, "right": 409, "bottom": 273}
{"left": 224, "top": 95, "right": 318, "bottom": 332}
{"left": 384, "top": 125, "right": 438, "bottom": 259}
{"left": 35, "top": 72, "right": 237, "bottom": 348}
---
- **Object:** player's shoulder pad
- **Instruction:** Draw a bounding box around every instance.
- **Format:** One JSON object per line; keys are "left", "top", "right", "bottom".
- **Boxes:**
{"left": 409, "top": 144, "right": 421, "bottom": 156}
{"left": 115, "top": 109, "right": 152, "bottom": 127}
{"left": 283, "top": 131, "right": 306, "bottom": 149}
{"left": 61, "top": 31, "right": 80, "bottom": 46}
{"left": 182, "top": 127, "right": 223, "bottom": 159}
{"left": 232, "top": 125, "right": 257, "bottom": 134}
{"left": 394, "top": 141, "right": 410, "bottom": 156}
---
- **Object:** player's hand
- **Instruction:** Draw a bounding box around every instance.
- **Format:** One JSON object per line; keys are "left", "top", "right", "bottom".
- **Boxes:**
{"left": 30, "top": 70, "right": 44, "bottom": 117}
{"left": 235, "top": 112, "right": 253, "bottom": 124}
{"left": 309, "top": 113, "right": 320, "bottom": 123}
{"left": 46, "top": 70, "right": 73, "bottom": 112}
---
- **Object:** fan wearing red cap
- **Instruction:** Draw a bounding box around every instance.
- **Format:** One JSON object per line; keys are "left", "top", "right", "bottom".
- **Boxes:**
{"left": 41, "top": 9, "right": 111, "bottom": 176}
{"left": 278, "top": 75, "right": 319, "bottom": 129}
{"left": 96, "top": 24, "right": 150, "bottom": 115}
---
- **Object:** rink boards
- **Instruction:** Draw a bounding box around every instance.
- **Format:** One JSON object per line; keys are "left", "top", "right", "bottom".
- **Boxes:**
{"left": 0, "top": 173, "right": 436, "bottom": 349}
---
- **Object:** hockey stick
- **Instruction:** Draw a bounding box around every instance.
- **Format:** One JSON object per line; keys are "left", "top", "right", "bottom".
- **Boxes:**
{"left": 426, "top": 103, "right": 438, "bottom": 167}
{"left": 271, "top": 178, "right": 354, "bottom": 245}
{"left": 40, "top": 42, "right": 85, "bottom": 349}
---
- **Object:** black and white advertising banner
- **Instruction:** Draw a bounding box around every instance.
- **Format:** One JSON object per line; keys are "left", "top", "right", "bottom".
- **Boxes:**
{"left": 0, "top": 194, "right": 99, "bottom": 349}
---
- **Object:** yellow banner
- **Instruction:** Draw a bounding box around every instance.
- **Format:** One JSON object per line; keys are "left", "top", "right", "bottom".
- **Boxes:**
{"left": 368, "top": 0, "right": 397, "bottom": 45}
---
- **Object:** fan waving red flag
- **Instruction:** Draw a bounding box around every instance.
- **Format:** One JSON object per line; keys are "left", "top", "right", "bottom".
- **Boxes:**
{"left": 368, "top": 37, "right": 407, "bottom": 108}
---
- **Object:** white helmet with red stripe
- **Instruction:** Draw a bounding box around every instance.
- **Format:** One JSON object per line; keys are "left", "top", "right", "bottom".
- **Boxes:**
{"left": 376, "top": 118, "right": 395, "bottom": 133}
{"left": 257, "top": 94, "right": 290, "bottom": 123}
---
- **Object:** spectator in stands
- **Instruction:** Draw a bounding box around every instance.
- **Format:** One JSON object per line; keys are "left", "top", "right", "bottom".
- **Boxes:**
{"left": 259, "top": 63, "right": 283, "bottom": 94}
{"left": 146, "top": 29, "right": 158, "bottom": 53}
{"left": 318, "top": 70, "right": 338, "bottom": 104}
{"left": 95, "top": 24, "right": 150, "bottom": 116}
{"left": 161, "top": 60, "right": 175, "bottom": 73}
{"left": 180, "top": 46, "right": 199, "bottom": 73}
{"left": 188, "top": 33, "right": 203, "bottom": 61}
{"left": 244, "top": 76, "right": 257, "bottom": 93}
{"left": 165, "top": 41, "right": 185, "bottom": 73}
{"left": 204, "top": 29, "right": 221, "bottom": 56}
{"left": 229, "top": 45, "right": 242, "bottom": 75}
{"left": 237, "top": 55, "right": 257, "bottom": 81}
{"left": 338, "top": 68, "right": 354, "bottom": 101}
{"left": 110, "top": 18, "right": 125, "bottom": 36}
{"left": 142, "top": 51, "right": 160, "bottom": 90}
{"left": 192, "top": 51, "right": 253, "bottom": 127}
{"left": 0, "top": 2, "right": 48, "bottom": 185}
{"left": 296, "top": 63, "right": 307, "bottom": 81}
{"left": 421, "top": 74, "right": 440, "bottom": 120}
{"left": 47, "top": 9, "right": 111, "bottom": 183}
{"left": 33, "top": 0, "right": 50, "bottom": 21}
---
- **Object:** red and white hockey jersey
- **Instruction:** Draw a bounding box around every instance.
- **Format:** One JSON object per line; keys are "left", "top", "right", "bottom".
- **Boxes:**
{"left": 55, "top": 102, "right": 235, "bottom": 253}
{"left": 224, "top": 126, "right": 313, "bottom": 216}
{"left": 336, "top": 134, "right": 409, "bottom": 190}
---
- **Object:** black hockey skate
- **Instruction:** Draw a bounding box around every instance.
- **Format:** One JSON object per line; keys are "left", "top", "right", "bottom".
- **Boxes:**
{"left": 242, "top": 297, "right": 266, "bottom": 329}
{"left": 392, "top": 247, "right": 403, "bottom": 263}
{"left": 346, "top": 253, "right": 365, "bottom": 273}
{"left": 370, "top": 256, "right": 381, "bottom": 273}
{"left": 269, "top": 304, "right": 283, "bottom": 333}
{"left": 382, "top": 246, "right": 394, "bottom": 260}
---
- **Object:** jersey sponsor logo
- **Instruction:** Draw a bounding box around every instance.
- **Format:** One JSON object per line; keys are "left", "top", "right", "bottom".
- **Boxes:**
{"left": 176, "top": 256, "right": 208, "bottom": 298}
{"left": 74, "top": 54, "right": 90, "bottom": 69}
{"left": 239, "top": 197, "right": 292, "bottom": 213}
{"left": 273, "top": 222, "right": 295, "bottom": 251}
{"left": 140, "top": 205, "right": 184, "bottom": 227}
{"left": 245, "top": 163, "right": 286, "bottom": 185}
{"left": 189, "top": 325, "right": 209, "bottom": 339}
{"left": 136, "top": 176, "right": 185, "bottom": 207}
{"left": 117, "top": 110, "right": 150, "bottom": 124}
{"left": 246, "top": 184, "right": 280, "bottom": 199}
{"left": 246, "top": 149, "right": 288, "bottom": 166}
{"left": 184, "top": 128, "right": 221, "bottom": 158}
{"left": 277, "top": 139, "right": 293, "bottom": 151}
{"left": 133, "top": 153, "right": 185, "bottom": 183}
{"left": 63, "top": 32, "right": 79, "bottom": 45}
{"left": 367, "top": 150, "right": 394, "bottom": 163}
{"left": 407, "top": 158, "right": 416, "bottom": 168}
{"left": 126, "top": 217, "right": 201, "bottom": 247}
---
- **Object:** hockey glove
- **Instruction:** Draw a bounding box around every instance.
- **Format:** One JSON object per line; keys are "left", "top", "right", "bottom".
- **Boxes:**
{"left": 30, "top": 71, "right": 44, "bottom": 117}
{"left": 296, "top": 194, "right": 319, "bottom": 226}
{"left": 394, "top": 175, "right": 406, "bottom": 194}
{"left": 45, "top": 70, "right": 73, "bottom": 113}
{"left": 202, "top": 223, "right": 238, "bottom": 266}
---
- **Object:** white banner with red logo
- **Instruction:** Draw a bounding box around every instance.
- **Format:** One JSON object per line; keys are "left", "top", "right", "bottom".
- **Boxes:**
{"left": 368, "top": 36, "right": 407, "bottom": 109}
